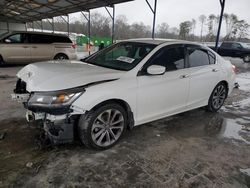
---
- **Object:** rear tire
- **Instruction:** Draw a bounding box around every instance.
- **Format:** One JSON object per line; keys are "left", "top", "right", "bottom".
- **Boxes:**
{"left": 207, "top": 82, "right": 228, "bottom": 112}
{"left": 78, "top": 103, "right": 127, "bottom": 150}
{"left": 54, "top": 53, "right": 68, "bottom": 60}
{"left": 243, "top": 54, "right": 250, "bottom": 63}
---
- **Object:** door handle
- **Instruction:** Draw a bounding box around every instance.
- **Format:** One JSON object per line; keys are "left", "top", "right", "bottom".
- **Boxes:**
{"left": 180, "top": 74, "right": 189, "bottom": 79}
{"left": 22, "top": 46, "right": 28, "bottom": 48}
{"left": 212, "top": 69, "right": 219, "bottom": 72}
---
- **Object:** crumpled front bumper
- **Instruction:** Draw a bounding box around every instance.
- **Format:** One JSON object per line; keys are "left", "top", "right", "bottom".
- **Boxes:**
{"left": 26, "top": 110, "right": 77, "bottom": 145}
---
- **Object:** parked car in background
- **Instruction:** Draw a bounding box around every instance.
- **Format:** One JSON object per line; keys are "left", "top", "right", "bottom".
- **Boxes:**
{"left": 0, "top": 31, "right": 77, "bottom": 65}
{"left": 12, "top": 39, "right": 236, "bottom": 150}
{"left": 209, "top": 41, "right": 250, "bottom": 62}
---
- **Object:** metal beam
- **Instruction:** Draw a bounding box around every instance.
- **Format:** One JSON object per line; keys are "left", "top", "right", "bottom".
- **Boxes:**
{"left": 52, "top": 17, "right": 55, "bottom": 33}
{"left": 7, "top": 21, "right": 9, "bottom": 32}
{"left": 105, "top": 5, "right": 115, "bottom": 43}
{"left": 145, "top": 0, "right": 157, "bottom": 39}
{"left": 81, "top": 10, "right": 91, "bottom": 55}
{"left": 215, "top": 0, "right": 226, "bottom": 51}
{"left": 41, "top": 20, "right": 43, "bottom": 32}
{"left": 67, "top": 14, "right": 70, "bottom": 36}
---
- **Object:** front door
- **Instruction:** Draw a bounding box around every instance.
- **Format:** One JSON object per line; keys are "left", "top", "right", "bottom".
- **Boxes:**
{"left": 2, "top": 33, "right": 30, "bottom": 63}
{"left": 136, "top": 45, "right": 189, "bottom": 125}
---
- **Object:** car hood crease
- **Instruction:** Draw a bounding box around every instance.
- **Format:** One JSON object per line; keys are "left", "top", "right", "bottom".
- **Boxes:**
{"left": 17, "top": 61, "right": 125, "bottom": 92}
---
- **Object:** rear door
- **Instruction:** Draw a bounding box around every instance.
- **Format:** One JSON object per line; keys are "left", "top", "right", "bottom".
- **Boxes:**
{"left": 29, "top": 34, "right": 54, "bottom": 62}
{"left": 1, "top": 33, "right": 30, "bottom": 63}
{"left": 186, "top": 45, "right": 220, "bottom": 109}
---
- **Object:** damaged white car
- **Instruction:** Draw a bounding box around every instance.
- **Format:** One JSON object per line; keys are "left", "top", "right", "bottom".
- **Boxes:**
{"left": 12, "top": 39, "right": 236, "bottom": 149}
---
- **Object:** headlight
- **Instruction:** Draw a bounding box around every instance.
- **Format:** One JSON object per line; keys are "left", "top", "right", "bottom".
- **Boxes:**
{"left": 28, "top": 87, "right": 84, "bottom": 108}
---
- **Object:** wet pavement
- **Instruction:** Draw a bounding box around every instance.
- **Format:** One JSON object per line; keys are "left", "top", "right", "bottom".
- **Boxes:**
{"left": 0, "top": 58, "right": 250, "bottom": 188}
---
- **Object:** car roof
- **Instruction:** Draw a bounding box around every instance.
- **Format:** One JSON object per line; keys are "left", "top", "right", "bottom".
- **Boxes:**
{"left": 119, "top": 38, "right": 204, "bottom": 46}
{"left": 5, "top": 31, "right": 69, "bottom": 37}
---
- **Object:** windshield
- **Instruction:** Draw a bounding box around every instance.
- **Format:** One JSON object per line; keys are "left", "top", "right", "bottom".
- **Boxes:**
{"left": 241, "top": 42, "right": 250, "bottom": 49}
{"left": 84, "top": 42, "right": 157, "bottom": 71}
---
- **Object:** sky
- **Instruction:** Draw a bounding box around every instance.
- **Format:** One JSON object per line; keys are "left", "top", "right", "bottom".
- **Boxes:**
{"left": 70, "top": 0, "right": 250, "bottom": 36}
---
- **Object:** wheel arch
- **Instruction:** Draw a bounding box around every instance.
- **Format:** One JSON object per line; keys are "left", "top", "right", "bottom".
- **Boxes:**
{"left": 88, "top": 98, "right": 135, "bottom": 130}
{"left": 54, "top": 53, "right": 69, "bottom": 60}
{"left": 217, "top": 80, "right": 229, "bottom": 97}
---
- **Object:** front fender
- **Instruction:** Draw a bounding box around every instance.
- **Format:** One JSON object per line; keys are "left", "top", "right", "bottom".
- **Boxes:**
{"left": 71, "top": 78, "right": 137, "bottom": 119}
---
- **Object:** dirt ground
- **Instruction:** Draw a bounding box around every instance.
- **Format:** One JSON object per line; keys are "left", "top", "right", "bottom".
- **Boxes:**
{"left": 0, "top": 59, "right": 250, "bottom": 188}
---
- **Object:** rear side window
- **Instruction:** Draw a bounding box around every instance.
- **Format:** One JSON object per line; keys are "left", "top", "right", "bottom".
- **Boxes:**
{"left": 52, "top": 36, "right": 72, "bottom": 43}
{"left": 29, "top": 34, "right": 72, "bottom": 44}
{"left": 188, "top": 48, "right": 210, "bottom": 67}
{"left": 221, "top": 42, "right": 232, "bottom": 48}
{"left": 208, "top": 51, "right": 216, "bottom": 64}
{"left": 30, "top": 34, "right": 52, "bottom": 43}
{"left": 146, "top": 46, "right": 185, "bottom": 72}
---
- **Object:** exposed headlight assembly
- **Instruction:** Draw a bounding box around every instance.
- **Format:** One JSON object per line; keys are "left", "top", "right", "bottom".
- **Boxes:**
{"left": 28, "top": 87, "right": 85, "bottom": 108}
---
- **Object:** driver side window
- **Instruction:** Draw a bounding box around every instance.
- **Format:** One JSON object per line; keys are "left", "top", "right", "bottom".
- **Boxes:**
{"left": 5, "top": 34, "right": 22, "bottom": 43}
{"left": 143, "top": 46, "right": 185, "bottom": 73}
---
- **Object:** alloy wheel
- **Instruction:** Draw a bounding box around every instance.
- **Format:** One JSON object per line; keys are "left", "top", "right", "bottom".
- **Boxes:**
{"left": 212, "top": 85, "right": 226, "bottom": 109}
{"left": 91, "top": 109, "right": 125, "bottom": 147}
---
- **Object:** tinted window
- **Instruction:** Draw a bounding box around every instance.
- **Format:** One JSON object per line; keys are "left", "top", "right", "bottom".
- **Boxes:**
{"left": 53, "top": 36, "right": 72, "bottom": 43}
{"left": 146, "top": 46, "right": 185, "bottom": 71}
{"left": 221, "top": 42, "right": 232, "bottom": 48}
{"left": 30, "top": 34, "right": 72, "bottom": 44}
{"left": 30, "top": 34, "right": 52, "bottom": 43}
{"left": 188, "top": 48, "right": 210, "bottom": 67}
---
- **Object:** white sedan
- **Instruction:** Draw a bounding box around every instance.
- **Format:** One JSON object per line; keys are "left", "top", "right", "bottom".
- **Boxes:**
{"left": 12, "top": 39, "right": 236, "bottom": 149}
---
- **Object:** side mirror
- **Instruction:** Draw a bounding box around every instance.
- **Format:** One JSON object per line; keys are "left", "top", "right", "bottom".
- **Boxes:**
{"left": 147, "top": 65, "right": 166, "bottom": 75}
{"left": 5, "top": 39, "right": 11, "bottom": 43}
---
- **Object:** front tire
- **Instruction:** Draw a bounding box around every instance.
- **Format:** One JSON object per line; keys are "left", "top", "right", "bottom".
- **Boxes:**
{"left": 78, "top": 103, "right": 127, "bottom": 150}
{"left": 207, "top": 83, "right": 228, "bottom": 112}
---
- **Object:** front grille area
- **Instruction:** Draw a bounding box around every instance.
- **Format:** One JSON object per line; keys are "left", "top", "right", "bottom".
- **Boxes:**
{"left": 14, "top": 79, "right": 27, "bottom": 94}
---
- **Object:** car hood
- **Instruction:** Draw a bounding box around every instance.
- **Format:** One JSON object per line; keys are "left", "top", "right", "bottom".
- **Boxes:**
{"left": 17, "top": 60, "right": 125, "bottom": 92}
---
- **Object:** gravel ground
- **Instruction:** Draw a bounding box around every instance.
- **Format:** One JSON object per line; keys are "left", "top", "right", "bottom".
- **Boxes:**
{"left": 0, "top": 58, "right": 250, "bottom": 188}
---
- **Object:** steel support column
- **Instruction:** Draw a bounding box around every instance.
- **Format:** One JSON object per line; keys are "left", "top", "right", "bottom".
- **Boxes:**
{"left": 215, "top": 0, "right": 226, "bottom": 51}
{"left": 81, "top": 11, "right": 91, "bottom": 55}
{"left": 67, "top": 14, "right": 70, "bottom": 36}
{"left": 60, "top": 15, "right": 70, "bottom": 36}
{"left": 41, "top": 20, "right": 43, "bottom": 32}
{"left": 7, "top": 21, "right": 9, "bottom": 32}
{"left": 52, "top": 17, "right": 55, "bottom": 33}
{"left": 105, "top": 5, "right": 115, "bottom": 43}
{"left": 145, "top": 0, "right": 157, "bottom": 39}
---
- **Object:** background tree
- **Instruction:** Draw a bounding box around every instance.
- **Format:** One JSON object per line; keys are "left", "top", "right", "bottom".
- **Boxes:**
{"left": 199, "top": 14, "right": 206, "bottom": 41}
{"left": 156, "top": 23, "right": 169, "bottom": 38}
{"left": 179, "top": 21, "right": 192, "bottom": 40}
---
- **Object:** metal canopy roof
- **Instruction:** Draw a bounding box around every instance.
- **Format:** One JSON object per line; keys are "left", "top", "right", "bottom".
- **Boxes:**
{"left": 0, "top": 0, "right": 133, "bottom": 23}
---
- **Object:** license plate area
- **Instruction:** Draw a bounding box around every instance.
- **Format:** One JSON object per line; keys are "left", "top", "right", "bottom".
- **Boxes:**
{"left": 11, "top": 93, "right": 30, "bottom": 102}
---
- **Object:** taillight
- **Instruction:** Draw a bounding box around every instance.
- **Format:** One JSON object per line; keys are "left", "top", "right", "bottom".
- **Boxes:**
{"left": 232, "top": 65, "right": 236, "bottom": 73}
{"left": 71, "top": 44, "right": 76, "bottom": 49}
